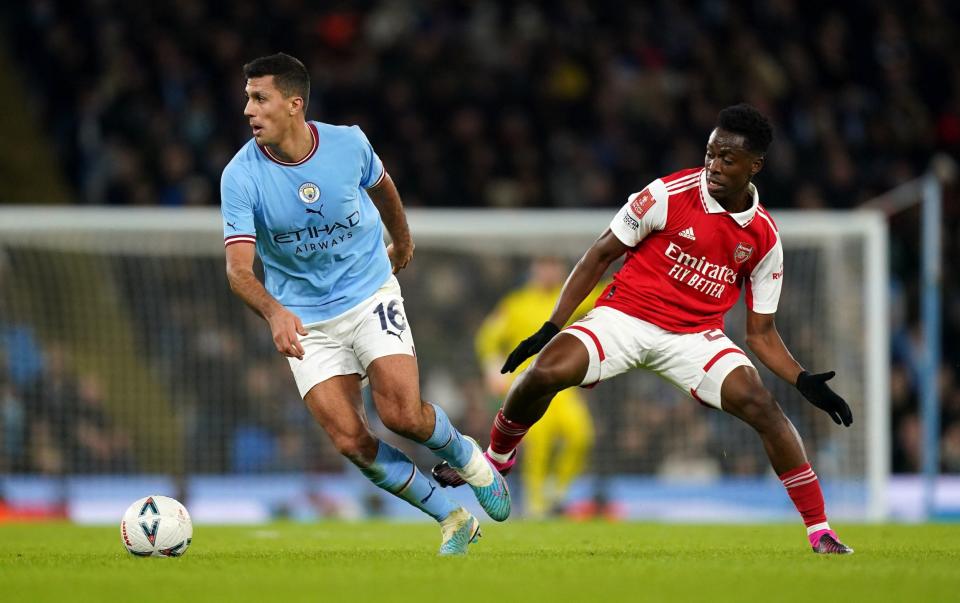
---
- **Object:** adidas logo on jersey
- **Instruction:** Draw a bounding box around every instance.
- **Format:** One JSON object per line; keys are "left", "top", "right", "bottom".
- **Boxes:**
{"left": 679, "top": 227, "right": 696, "bottom": 241}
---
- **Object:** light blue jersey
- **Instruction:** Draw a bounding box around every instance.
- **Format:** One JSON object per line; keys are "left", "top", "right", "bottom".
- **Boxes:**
{"left": 220, "top": 121, "right": 392, "bottom": 323}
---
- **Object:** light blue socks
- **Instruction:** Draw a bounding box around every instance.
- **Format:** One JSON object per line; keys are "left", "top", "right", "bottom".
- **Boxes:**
{"left": 423, "top": 403, "right": 474, "bottom": 469}
{"left": 360, "top": 440, "right": 458, "bottom": 521}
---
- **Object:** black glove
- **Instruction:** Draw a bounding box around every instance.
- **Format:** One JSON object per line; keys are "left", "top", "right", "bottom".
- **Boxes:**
{"left": 795, "top": 370, "right": 853, "bottom": 427}
{"left": 501, "top": 321, "right": 561, "bottom": 373}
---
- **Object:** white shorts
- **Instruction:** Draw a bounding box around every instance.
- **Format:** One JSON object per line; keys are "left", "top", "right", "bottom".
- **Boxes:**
{"left": 562, "top": 306, "right": 754, "bottom": 409}
{"left": 286, "top": 276, "right": 416, "bottom": 398}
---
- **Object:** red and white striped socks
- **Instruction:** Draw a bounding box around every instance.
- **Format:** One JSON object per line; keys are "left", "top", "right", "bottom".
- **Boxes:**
{"left": 487, "top": 409, "right": 530, "bottom": 463}
{"left": 779, "top": 462, "right": 835, "bottom": 546}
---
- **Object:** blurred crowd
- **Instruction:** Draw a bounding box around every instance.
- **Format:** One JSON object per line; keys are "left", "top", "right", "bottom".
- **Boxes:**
{"left": 1, "top": 0, "right": 958, "bottom": 475}
{"left": 0, "top": 334, "right": 136, "bottom": 475}
{"left": 7, "top": 0, "right": 959, "bottom": 209}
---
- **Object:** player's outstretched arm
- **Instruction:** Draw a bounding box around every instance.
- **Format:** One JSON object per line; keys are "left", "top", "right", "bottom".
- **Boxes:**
{"left": 745, "top": 310, "right": 852, "bottom": 426}
{"left": 502, "top": 229, "right": 628, "bottom": 373}
{"left": 367, "top": 172, "right": 414, "bottom": 273}
{"left": 225, "top": 243, "right": 307, "bottom": 360}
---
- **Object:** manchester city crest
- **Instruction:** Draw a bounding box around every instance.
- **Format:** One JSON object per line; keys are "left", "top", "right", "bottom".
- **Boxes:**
{"left": 298, "top": 182, "right": 321, "bottom": 204}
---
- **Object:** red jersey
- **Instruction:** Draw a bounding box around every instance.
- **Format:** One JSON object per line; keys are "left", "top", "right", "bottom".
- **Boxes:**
{"left": 595, "top": 168, "right": 783, "bottom": 333}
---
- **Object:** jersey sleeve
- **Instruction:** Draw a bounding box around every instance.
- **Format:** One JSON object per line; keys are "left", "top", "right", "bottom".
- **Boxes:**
{"left": 352, "top": 126, "right": 386, "bottom": 190}
{"left": 220, "top": 163, "right": 257, "bottom": 247}
{"left": 608, "top": 179, "right": 669, "bottom": 247}
{"left": 747, "top": 237, "right": 784, "bottom": 314}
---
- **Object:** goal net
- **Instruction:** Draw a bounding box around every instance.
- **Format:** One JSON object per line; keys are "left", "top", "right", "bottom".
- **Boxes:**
{"left": 0, "top": 207, "right": 888, "bottom": 521}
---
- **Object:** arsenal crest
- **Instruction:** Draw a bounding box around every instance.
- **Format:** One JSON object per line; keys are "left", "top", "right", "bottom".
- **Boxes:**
{"left": 733, "top": 242, "right": 754, "bottom": 264}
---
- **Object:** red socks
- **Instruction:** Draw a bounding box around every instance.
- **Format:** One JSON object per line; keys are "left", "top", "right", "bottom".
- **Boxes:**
{"left": 779, "top": 462, "right": 832, "bottom": 544}
{"left": 488, "top": 409, "right": 531, "bottom": 457}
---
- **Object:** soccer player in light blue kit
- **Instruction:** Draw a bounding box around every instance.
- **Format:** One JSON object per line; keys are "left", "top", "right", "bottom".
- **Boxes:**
{"left": 220, "top": 53, "right": 509, "bottom": 554}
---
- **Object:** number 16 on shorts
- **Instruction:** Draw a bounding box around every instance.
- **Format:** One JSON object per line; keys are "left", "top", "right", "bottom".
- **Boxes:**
{"left": 374, "top": 299, "right": 407, "bottom": 342}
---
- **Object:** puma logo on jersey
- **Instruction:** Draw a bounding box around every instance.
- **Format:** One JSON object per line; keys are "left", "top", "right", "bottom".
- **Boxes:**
{"left": 386, "top": 330, "right": 404, "bottom": 341}
{"left": 227, "top": 222, "right": 237, "bottom": 231}
{"left": 305, "top": 205, "right": 325, "bottom": 217}
{"left": 679, "top": 227, "right": 696, "bottom": 241}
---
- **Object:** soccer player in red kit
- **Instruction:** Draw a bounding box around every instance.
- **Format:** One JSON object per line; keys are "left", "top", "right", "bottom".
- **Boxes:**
{"left": 434, "top": 103, "right": 854, "bottom": 554}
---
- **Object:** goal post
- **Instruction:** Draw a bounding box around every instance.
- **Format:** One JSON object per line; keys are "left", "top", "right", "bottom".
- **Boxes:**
{"left": 756, "top": 211, "right": 890, "bottom": 521}
{"left": 0, "top": 206, "right": 889, "bottom": 521}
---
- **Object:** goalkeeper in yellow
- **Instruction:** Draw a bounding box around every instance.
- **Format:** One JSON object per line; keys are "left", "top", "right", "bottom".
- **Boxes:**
{"left": 473, "top": 257, "right": 603, "bottom": 518}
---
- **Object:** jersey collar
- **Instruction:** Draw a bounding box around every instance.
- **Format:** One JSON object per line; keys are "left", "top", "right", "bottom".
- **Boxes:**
{"left": 258, "top": 122, "right": 319, "bottom": 167}
{"left": 698, "top": 168, "right": 759, "bottom": 227}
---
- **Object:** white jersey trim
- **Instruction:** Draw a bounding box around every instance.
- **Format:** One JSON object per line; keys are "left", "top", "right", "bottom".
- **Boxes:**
{"left": 748, "top": 215, "right": 783, "bottom": 314}
{"left": 224, "top": 234, "right": 256, "bottom": 247}
{"left": 698, "top": 169, "right": 760, "bottom": 227}
{"left": 365, "top": 167, "right": 387, "bottom": 190}
{"left": 665, "top": 171, "right": 700, "bottom": 191}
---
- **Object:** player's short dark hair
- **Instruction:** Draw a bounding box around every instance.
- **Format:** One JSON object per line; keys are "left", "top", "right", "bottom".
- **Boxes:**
{"left": 243, "top": 53, "right": 310, "bottom": 111}
{"left": 716, "top": 103, "right": 773, "bottom": 155}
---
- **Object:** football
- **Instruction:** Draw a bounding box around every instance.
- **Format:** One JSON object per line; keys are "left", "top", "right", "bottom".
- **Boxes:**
{"left": 120, "top": 495, "right": 193, "bottom": 557}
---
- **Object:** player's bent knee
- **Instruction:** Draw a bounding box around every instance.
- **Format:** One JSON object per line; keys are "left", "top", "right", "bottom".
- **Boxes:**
{"left": 379, "top": 411, "right": 422, "bottom": 439}
{"left": 727, "top": 387, "right": 782, "bottom": 430}
{"left": 330, "top": 431, "right": 377, "bottom": 466}
{"left": 524, "top": 360, "right": 583, "bottom": 394}
{"left": 371, "top": 387, "right": 425, "bottom": 435}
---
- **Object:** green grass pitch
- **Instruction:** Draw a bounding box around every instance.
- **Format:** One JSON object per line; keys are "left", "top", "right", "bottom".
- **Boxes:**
{"left": 2, "top": 521, "right": 958, "bottom": 602}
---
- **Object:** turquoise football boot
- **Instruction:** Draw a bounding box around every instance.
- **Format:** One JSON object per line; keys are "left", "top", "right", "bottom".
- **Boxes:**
{"left": 454, "top": 437, "right": 511, "bottom": 522}
{"left": 438, "top": 508, "right": 481, "bottom": 556}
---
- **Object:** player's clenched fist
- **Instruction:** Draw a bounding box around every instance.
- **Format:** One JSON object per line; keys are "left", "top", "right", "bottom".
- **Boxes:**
{"left": 387, "top": 241, "right": 414, "bottom": 273}
{"left": 267, "top": 307, "right": 308, "bottom": 360}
